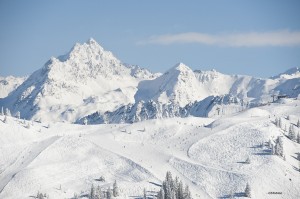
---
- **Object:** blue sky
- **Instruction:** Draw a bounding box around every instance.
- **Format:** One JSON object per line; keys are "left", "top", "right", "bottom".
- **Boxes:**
{"left": 0, "top": 0, "right": 300, "bottom": 77}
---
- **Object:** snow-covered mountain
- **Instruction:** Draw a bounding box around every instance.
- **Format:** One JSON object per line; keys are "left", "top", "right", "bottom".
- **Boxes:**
{"left": 0, "top": 38, "right": 157, "bottom": 122}
{"left": 0, "top": 76, "right": 27, "bottom": 98}
{"left": 135, "top": 63, "right": 204, "bottom": 107}
{"left": 0, "top": 38, "right": 299, "bottom": 124}
{"left": 81, "top": 65, "right": 300, "bottom": 124}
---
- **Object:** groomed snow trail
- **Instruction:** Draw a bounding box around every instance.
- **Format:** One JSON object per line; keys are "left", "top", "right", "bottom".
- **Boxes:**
{"left": 0, "top": 136, "right": 60, "bottom": 194}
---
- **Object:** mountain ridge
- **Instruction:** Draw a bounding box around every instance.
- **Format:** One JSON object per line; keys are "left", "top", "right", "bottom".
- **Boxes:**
{"left": 0, "top": 38, "right": 299, "bottom": 124}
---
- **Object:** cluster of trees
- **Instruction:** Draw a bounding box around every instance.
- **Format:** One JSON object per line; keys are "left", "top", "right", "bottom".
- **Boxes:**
{"left": 1, "top": 107, "right": 21, "bottom": 123}
{"left": 288, "top": 124, "right": 300, "bottom": 143}
{"left": 35, "top": 191, "right": 49, "bottom": 199}
{"left": 0, "top": 107, "right": 11, "bottom": 116}
{"left": 87, "top": 180, "right": 119, "bottom": 199}
{"left": 268, "top": 136, "right": 285, "bottom": 159}
{"left": 275, "top": 117, "right": 300, "bottom": 144}
{"left": 157, "top": 171, "right": 192, "bottom": 199}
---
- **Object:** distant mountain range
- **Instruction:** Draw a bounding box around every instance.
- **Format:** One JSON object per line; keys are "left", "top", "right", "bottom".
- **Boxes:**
{"left": 1, "top": 38, "right": 299, "bottom": 123}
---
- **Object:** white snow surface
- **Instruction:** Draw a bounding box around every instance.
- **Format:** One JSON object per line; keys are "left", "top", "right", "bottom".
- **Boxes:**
{"left": 0, "top": 76, "right": 27, "bottom": 98}
{"left": 0, "top": 100, "right": 299, "bottom": 198}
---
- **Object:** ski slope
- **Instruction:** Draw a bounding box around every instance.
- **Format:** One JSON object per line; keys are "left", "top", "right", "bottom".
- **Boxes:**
{"left": 0, "top": 99, "right": 299, "bottom": 198}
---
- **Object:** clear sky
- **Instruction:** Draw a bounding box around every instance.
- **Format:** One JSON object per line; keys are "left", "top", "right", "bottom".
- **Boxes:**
{"left": 0, "top": 0, "right": 300, "bottom": 78}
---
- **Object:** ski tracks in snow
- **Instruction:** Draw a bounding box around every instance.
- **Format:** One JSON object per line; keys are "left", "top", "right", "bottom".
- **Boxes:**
{"left": 0, "top": 136, "right": 60, "bottom": 194}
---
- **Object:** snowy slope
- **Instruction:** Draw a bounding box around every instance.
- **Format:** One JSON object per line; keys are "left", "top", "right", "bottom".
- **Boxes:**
{"left": 0, "top": 76, "right": 27, "bottom": 98}
{"left": 0, "top": 39, "right": 156, "bottom": 122}
{"left": 0, "top": 99, "right": 299, "bottom": 199}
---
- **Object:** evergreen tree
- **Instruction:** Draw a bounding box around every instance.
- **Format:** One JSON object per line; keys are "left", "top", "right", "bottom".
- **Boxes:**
{"left": 279, "top": 118, "right": 282, "bottom": 129}
{"left": 177, "top": 181, "right": 184, "bottom": 199}
{"left": 26, "top": 122, "right": 31, "bottom": 129}
{"left": 289, "top": 125, "right": 296, "bottom": 141}
{"left": 267, "top": 139, "right": 272, "bottom": 148}
{"left": 165, "top": 183, "right": 172, "bottom": 199}
{"left": 275, "top": 117, "right": 278, "bottom": 127}
{"left": 298, "top": 119, "right": 300, "bottom": 128}
{"left": 284, "top": 125, "right": 287, "bottom": 132}
{"left": 157, "top": 188, "right": 165, "bottom": 199}
{"left": 83, "top": 118, "right": 88, "bottom": 125}
{"left": 245, "top": 183, "right": 251, "bottom": 198}
{"left": 143, "top": 188, "right": 147, "bottom": 199}
{"left": 271, "top": 143, "right": 275, "bottom": 155}
{"left": 96, "top": 186, "right": 102, "bottom": 199}
{"left": 5, "top": 108, "right": 11, "bottom": 116}
{"left": 90, "top": 184, "right": 96, "bottom": 199}
{"left": 16, "top": 111, "right": 21, "bottom": 119}
{"left": 165, "top": 171, "right": 173, "bottom": 186}
{"left": 184, "top": 185, "right": 191, "bottom": 199}
{"left": 113, "top": 180, "right": 119, "bottom": 197}
{"left": 297, "top": 133, "right": 300, "bottom": 144}
{"left": 73, "top": 193, "right": 79, "bottom": 199}
{"left": 245, "top": 157, "right": 251, "bottom": 164}
{"left": 36, "top": 191, "right": 45, "bottom": 199}
{"left": 106, "top": 187, "right": 112, "bottom": 199}
{"left": 275, "top": 136, "right": 284, "bottom": 157}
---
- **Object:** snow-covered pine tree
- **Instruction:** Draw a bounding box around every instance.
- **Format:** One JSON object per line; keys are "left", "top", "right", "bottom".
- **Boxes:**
{"left": 245, "top": 183, "right": 251, "bottom": 198}
{"left": 83, "top": 118, "right": 88, "bottom": 125}
{"left": 284, "top": 125, "right": 287, "bottom": 132}
{"left": 298, "top": 119, "right": 300, "bottom": 128}
{"left": 5, "top": 108, "right": 11, "bottom": 116}
{"left": 90, "top": 184, "right": 96, "bottom": 199}
{"left": 275, "top": 117, "right": 278, "bottom": 126}
{"left": 157, "top": 188, "right": 165, "bottom": 199}
{"left": 245, "top": 157, "right": 251, "bottom": 164}
{"left": 267, "top": 139, "right": 272, "bottom": 148}
{"left": 165, "top": 183, "right": 172, "bottom": 199}
{"left": 289, "top": 124, "right": 296, "bottom": 141}
{"left": 184, "top": 185, "right": 192, "bottom": 199}
{"left": 279, "top": 118, "right": 282, "bottom": 129}
{"left": 73, "top": 193, "right": 79, "bottom": 199}
{"left": 26, "top": 122, "right": 31, "bottom": 129}
{"left": 113, "top": 180, "right": 119, "bottom": 197}
{"left": 271, "top": 143, "right": 275, "bottom": 155}
{"left": 96, "top": 186, "right": 102, "bottom": 199}
{"left": 297, "top": 133, "right": 300, "bottom": 144}
{"left": 106, "top": 187, "right": 112, "bottom": 199}
{"left": 143, "top": 188, "right": 147, "bottom": 199}
{"left": 177, "top": 181, "right": 184, "bottom": 199}
{"left": 16, "top": 111, "right": 20, "bottom": 119}
{"left": 275, "top": 136, "right": 284, "bottom": 157}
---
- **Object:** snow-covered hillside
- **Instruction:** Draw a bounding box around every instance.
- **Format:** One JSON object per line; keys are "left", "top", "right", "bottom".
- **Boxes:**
{"left": 0, "top": 76, "right": 26, "bottom": 98}
{"left": 0, "top": 99, "right": 299, "bottom": 199}
{"left": 0, "top": 39, "right": 157, "bottom": 122}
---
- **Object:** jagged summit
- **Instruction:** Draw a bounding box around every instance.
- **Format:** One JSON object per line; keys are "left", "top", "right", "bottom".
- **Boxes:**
{"left": 0, "top": 38, "right": 156, "bottom": 122}
{"left": 170, "top": 62, "right": 191, "bottom": 71}
{"left": 86, "top": 37, "right": 98, "bottom": 45}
